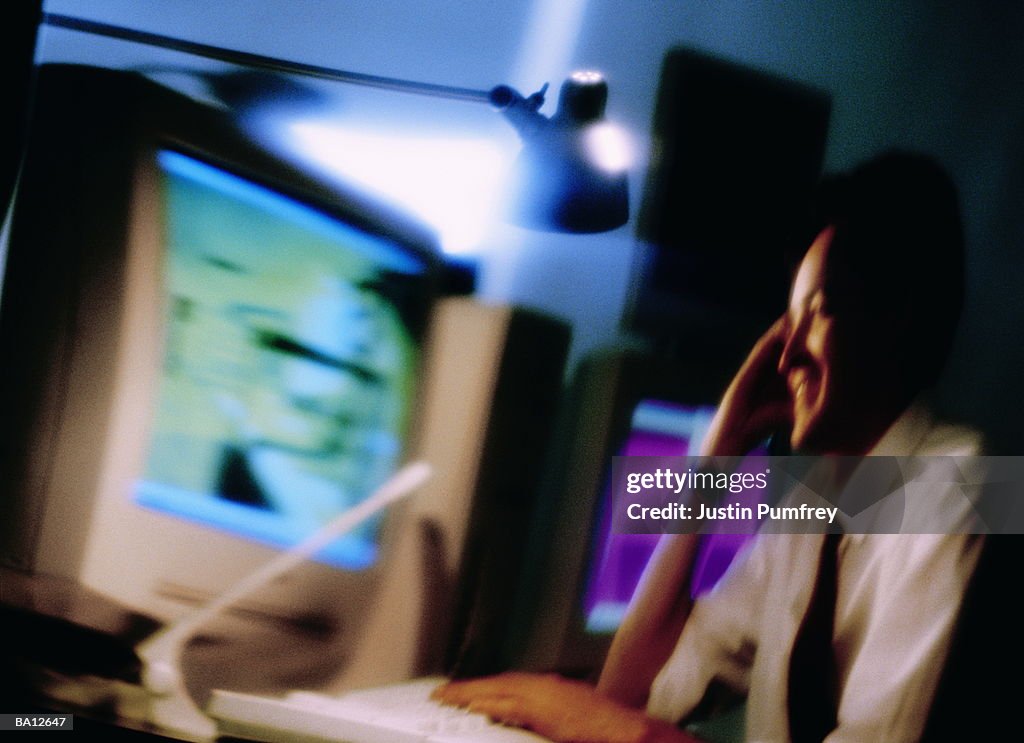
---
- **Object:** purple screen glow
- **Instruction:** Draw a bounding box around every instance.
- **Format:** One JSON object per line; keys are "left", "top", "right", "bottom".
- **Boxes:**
{"left": 582, "top": 400, "right": 758, "bottom": 634}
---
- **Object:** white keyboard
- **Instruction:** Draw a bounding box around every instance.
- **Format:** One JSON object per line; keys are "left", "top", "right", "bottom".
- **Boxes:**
{"left": 207, "top": 677, "right": 550, "bottom": 742}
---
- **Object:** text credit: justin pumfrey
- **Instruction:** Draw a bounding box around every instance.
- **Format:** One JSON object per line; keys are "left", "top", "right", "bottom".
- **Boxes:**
{"left": 621, "top": 466, "right": 838, "bottom": 525}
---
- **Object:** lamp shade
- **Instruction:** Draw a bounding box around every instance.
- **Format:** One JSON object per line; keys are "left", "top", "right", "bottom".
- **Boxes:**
{"left": 492, "top": 71, "right": 630, "bottom": 233}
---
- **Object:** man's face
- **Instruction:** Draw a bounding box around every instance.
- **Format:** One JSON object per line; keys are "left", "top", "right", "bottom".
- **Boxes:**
{"left": 778, "top": 225, "right": 882, "bottom": 453}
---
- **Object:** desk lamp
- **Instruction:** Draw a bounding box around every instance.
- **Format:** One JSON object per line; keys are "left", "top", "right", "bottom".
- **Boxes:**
{"left": 44, "top": 13, "right": 631, "bottom": 234}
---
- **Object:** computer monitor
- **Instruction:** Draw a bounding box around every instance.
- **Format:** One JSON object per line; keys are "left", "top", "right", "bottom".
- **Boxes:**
{"left": 582, "top": 400, "right": 712, "bottom": 636}
{"left": 508, "top": 349, "right": 754, "bottom": 678}
{"left": 0, "top": 64, "right": 442, "bottom": 694}
{"left": 630, "top": 48, "right": 830, "bottom": 344}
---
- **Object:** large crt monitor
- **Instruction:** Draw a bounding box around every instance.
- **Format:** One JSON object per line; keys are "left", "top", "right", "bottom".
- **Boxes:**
{"left": 0, "top": 65, "right": 440, "bottom": 693}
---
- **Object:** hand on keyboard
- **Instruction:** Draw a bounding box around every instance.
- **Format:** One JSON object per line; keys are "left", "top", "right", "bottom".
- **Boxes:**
{"left": 208, "top": 676, "right": 549, "bottom": 742}
{"left": 433, "top": 672, "right": 693, "bottom": 743}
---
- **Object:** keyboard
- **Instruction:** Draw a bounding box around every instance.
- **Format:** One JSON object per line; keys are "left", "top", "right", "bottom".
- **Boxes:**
{"left": 207, "top": 677, "right": 550, "bottom": 742}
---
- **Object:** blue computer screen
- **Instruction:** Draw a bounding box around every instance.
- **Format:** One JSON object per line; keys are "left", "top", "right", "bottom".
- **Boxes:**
{"left": 135, "top": 150, "right": 429, "bottom": 569}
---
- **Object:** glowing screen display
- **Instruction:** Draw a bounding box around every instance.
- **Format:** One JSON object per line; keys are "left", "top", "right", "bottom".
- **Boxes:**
{"left": 581, "top": 400, "right": 759, "bottom": 634}
{"left": 135, "top": 150, "right": 429, "bottom": 569}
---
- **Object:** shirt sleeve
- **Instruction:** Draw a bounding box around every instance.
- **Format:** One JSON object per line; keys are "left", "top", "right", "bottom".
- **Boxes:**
{"left": 646, "top": 534, "right": 772, "bottom": 723}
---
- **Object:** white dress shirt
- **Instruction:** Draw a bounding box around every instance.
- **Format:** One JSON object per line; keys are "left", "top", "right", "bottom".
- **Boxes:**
{"left": 646, "top": 405, "right": 984, "bottom": 742}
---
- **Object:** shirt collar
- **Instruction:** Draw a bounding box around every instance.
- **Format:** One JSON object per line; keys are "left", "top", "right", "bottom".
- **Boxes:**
{"left": 867, "top": 399, "right": 934, "bottom": 456}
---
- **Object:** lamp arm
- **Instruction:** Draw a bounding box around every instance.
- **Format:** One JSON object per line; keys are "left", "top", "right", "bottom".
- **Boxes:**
{"left": 45, "top": 13, "right": 559, "bottom": 139}
{"left": 44, "top": 13, "right": 493, "bottom": 103}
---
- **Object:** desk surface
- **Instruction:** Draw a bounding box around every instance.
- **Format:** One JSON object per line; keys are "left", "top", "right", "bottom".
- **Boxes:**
{"left": 0, "top": 567, "right": 357, "bottom": 740}
{"left": 0, "top": 567, "right": 156, "bottom": 681}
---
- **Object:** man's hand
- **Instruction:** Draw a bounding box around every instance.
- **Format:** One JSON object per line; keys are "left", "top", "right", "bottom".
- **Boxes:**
{"left": 700, "top": 317, "right": 792, "bottom": 456}
{"left": 432, "top": 672, "right": 700, "bottom": 743}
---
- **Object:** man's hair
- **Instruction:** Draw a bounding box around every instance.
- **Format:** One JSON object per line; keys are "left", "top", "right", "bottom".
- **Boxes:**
{"left": 796, "top": 150, "right": 966, "bottom": 390}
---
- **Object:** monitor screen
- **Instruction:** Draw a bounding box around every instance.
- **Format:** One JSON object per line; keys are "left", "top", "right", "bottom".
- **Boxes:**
{"left": 135, "top": 150, "right": 430, "bottom": 569}
{"left": 581, "top": 400, "right": 713, "bottom": 633}
{"left": 580, "top": 399, "right": 761, "bottom": 636}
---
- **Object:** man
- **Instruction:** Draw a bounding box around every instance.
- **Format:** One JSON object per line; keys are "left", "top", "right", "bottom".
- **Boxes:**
{"left": 434, "top": 152, "right": 989, "bottom": 742}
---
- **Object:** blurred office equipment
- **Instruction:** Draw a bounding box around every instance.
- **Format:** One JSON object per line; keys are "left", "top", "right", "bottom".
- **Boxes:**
{"left": 0, "top": 60, "right": 433, "bottom": 705}
{"left": 208, "top": 676, "right": 548, "bottom": 742}
{"left": 491, "top": 71, "right": 630, "bottom": 232}
{"left": 0, "top": 61, "right": 434, "bottom": 655}
{"left": 505, "top": 349, "right": 741, "bottom": 679}
{"left": 139, "top": 462, "right": 433, "bottom": 739}
{"left": 418, "top": 300, "right": 570, "bottom": 681}
{"left": 630, "top": 48, "right": 831, "bottom": 351}
{"left": 43, "top": 12, "right": 630, "bottom": 234}
{"left": 0, "top": 63, "right": 568, "bottom": 734}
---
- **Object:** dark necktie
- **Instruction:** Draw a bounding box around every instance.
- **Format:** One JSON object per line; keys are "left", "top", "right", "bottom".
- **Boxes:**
{"left": 787, "top": 531, "right": 842, "bottom": 743}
